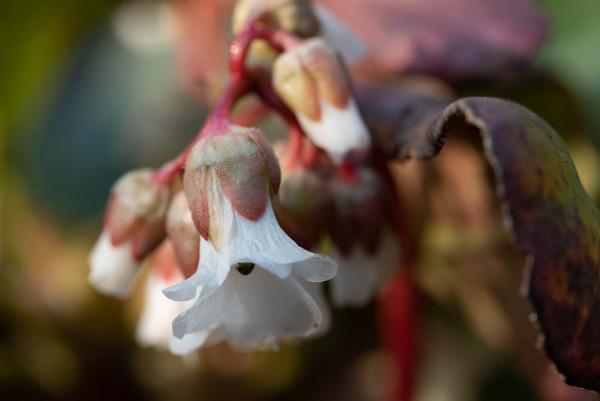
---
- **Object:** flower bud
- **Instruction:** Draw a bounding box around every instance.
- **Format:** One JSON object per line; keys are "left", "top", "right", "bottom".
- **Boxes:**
{"left": 329, "top": 167, "right": 385, "bottom": 255}
{"left": 272, "top": 38, "right": 370, "bottom": 160}
{"left": 183, "top": 125, "right": 281, "bottom": 248}
{"left": 166, "top": 191, "right": 200, "bottom": 278}
{"left": 328, "top": 167, "right": 401, "bottom": 307}
{"left": 233, "top": 0, "right": 320, "bottom": 67}
{"left": 89, "top": 169, "right": 170, "bottom": 298}
{"left": 275, "top": 167, "right": 331, "bottom": 250}
{"left": 233, "top": 0, "right": 319, "bottom": 37}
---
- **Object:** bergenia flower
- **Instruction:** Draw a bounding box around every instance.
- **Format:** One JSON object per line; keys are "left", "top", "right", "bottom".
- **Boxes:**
{"left": 89, "top": 169, "right": 170, "bottom": 298}
{"left": 164, "top": 125, "right": 337, "bottom": 349}
{"left": 328, "top": 167, "right": 401, "bottom": 307}
{"left": 272, "top": 38, "right": 370, "bottom": 161}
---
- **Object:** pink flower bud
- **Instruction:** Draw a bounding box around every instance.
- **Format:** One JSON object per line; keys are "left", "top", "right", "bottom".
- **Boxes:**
{"left": 183, "top": 125, "right": 280, "bottom": 248}
{"left": 89, "top": 169, "right": 170, "bottom": 298}
{"left": 166, "top": 191, "right": 199, "bottom": 278}
{"left": 272, "top": 38, "right": 370, "bottom": 160}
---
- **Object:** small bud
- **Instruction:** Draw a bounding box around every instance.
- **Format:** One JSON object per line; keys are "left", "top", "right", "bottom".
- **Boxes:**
{"left": 233, "top": 0, "right": 320, "bottom": 67}
{"left": 89, "top": 169, "right": 170, "bottom": 298}
{"left": 275, "top": 167, "right": 331, "bottom": 250}
{"left": 166, "top": 191, "right": 199, "bottom": 278}
{"left": 328, "top": 167, "right": 385, "bottom": 255}
{"left": 183, "top": 125, "right": 281, "bottom": 248}
{"left": 272, "top": 38, "right": 370, "bottom": 160}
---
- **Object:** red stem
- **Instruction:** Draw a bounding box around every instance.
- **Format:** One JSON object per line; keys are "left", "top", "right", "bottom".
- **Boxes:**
{"left": 372, "top": 153, "right": 419, "bottom": 401}
{"left": 230, "top": 23, "right": 300, "bottom": 78}
{"left": 337, "top": 158, "right": 359, "bottom": 182}
{"left": 379, "top": 269, "right": 418, "bottom": 401}
{"left": 153, "top": 19, "right": 304, "bottom": 187}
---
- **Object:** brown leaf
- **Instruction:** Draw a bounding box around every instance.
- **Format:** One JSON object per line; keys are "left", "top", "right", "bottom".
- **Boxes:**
{"left": 383, "top": 96, "right": 600, "bottom": 390}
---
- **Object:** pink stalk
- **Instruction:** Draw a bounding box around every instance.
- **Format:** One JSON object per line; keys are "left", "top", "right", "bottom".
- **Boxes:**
{"left": 152, "top": 75, "right": 251, "bottom": 186}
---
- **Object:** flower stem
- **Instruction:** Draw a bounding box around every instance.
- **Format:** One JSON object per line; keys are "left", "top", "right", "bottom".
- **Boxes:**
{"left": 153, "top": 18, "right": 303, "bottom": 186}
{"left": 152, "top": 75, "right": 251, "bottom": 186}
{"left": 230, "top": 21, "right": 300, "bottom": 78}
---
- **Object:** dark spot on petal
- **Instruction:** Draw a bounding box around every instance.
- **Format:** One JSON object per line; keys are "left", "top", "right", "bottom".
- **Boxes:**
{"left": 234, "top": 263, "right": 255, "bottom": 275}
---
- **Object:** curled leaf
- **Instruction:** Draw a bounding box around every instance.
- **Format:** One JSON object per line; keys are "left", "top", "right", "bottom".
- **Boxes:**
{"left": 378, "top": 96, "right": 600, "bottom": 390}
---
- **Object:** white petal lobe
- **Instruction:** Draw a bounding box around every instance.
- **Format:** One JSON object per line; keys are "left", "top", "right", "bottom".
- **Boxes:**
{"left": 298, "top": 98, "right": 370, "bottom": 162}
{"left": 88, "top": 232, "right": 139, "bottom": 299}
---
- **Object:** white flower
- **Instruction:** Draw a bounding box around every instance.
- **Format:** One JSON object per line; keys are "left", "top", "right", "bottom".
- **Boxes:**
{"left": 273, "top": 38, "right": 370, "bottom": 161}
{"left": 88, "top": 169, "right": 170, "bottom": 299}
{"left": 331, "top": 229, "right": 400, "bottom": 307}
{"left": 163, "top": 125, "right": 336, "bottom": 350}
{"left": 89, "top": 231, "right": 139, "bottom": 299}
{"left": 164, "top": 197, "right": 336, "bottom": 349}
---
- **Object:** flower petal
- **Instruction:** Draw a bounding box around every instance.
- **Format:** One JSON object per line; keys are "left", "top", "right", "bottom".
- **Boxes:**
{"left": 331, "top": 231, "right": 399, "bottom": 307}
{"left": 169, "top": 331, "right": 211, "bottom": 356}
{"left": 227, "top": 269, "right": 323, "bottom": 348}
{"left": 297, "top": 98, "right": 370, "bottom": 162}
{"left": 172, "top": 267, "right": 325, "bottom": 350}
{"left": 88, "top": 232, "right": 140, "bottom": 299}
{"left": 228, "top": 199, "right": 337, "bottom": 280}
{"left": 136, "top": 268, "right": 185, "bottom": 348}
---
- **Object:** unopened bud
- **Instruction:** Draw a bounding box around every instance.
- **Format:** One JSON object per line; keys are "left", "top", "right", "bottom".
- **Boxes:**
{"left": 233, "top": 0, "right": 320, "bottom": 66}
{"left": 328, "top": 167, "right": 385, "bottom": 255}
{"left": 166, "top": 191, "right": 199, "bottom": 278}
{"left": 276, "top": 167, "right": 331, "bottom": 250}
{"left": 89, "top": 169, "right": 170, "bottom": 298}
{"left": 273, "top": 38, "right": 370, "bottom": 160}
{"left": 183, "top": 126, "right": 281, "bottom": 248}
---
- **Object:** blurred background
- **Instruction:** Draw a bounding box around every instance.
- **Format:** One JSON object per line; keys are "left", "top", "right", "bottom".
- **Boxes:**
{"left": 1, "top": 0, "right": 600, "bottom": 400}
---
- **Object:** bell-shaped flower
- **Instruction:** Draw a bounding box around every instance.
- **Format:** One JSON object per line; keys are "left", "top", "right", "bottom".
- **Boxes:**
{"left": 136, "top": 243, "right": 210, "bottom": 355}
{"left": 328, "top": 167, "right": 401, "bottom": 307}
{"left": 164, "top": 125, "right": 337, "bottom": 349}
{"left": 89, "top": 169, "right": 170, "bottom": 299}
{"left": 272, "top": 38, "right": 370, "bottom": 161}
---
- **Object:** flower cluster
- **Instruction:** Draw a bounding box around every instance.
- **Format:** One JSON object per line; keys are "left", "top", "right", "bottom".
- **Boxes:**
{"left": 88, "top": 0, "right": 404, "bottom": 354}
